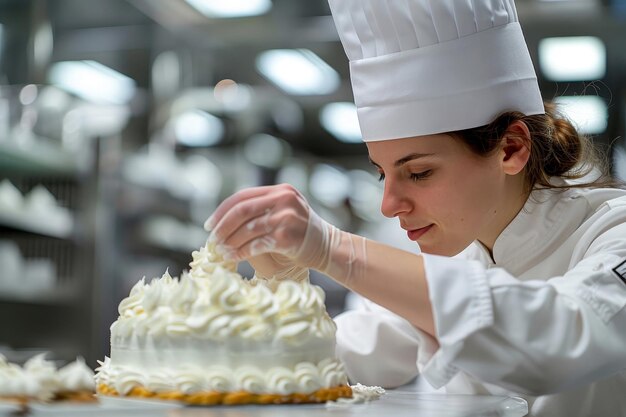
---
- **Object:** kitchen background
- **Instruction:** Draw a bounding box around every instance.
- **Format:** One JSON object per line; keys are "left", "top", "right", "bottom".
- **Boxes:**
{"left": 0, "top": 0, "right": 625, "bottom": 367}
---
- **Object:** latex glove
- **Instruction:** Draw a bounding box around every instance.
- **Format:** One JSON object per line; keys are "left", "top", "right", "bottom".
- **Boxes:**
{"left": 204, "top": 184, "right": 367, "bottom": 287}
{"left": 204, "top": 186, "right": 302, "bottom": 282}
{"left": 204, "top": 185, "right": 309, "bottom": 283}
{"left": 247, "top": 252, "right": 310, "bottom": 283}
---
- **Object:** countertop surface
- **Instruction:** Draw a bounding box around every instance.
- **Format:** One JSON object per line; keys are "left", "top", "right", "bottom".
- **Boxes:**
{"left": 2, "top": 379, "right": 529, "bottom": 417}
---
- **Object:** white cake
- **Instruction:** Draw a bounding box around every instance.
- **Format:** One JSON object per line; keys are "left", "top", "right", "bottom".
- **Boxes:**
{"left": 0, "top": 354, "right": 95, "bottom": 405}
{"left": 95, "top": 243, "right": 352, "bottom": 405}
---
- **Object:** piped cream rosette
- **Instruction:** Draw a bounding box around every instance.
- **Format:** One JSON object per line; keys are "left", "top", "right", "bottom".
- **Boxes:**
{"left": 96, "top": 241, "right": 351, "bottom": 405}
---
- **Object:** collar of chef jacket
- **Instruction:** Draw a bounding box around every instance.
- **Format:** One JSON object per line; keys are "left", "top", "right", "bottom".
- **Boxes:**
{"left": 466, "top": 180, "right": 626, "bottom": 277}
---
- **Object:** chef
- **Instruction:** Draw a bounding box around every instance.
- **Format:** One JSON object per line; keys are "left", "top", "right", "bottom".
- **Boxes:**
{"left": 205, "top": 0, "right": 626, "bottom": 415}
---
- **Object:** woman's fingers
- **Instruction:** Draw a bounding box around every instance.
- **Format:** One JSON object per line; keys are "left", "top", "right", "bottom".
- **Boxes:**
{"left": 224, "top": 212, "right": 308, "bottom": 261}
{"left": 207, "top": 184, "right": 311, "bottom": 261}
{"left": 210, "top": 192, "right": 278, "bottom": 248}
{"left": 203, "top": 185, "right": 277, "bottom": 231}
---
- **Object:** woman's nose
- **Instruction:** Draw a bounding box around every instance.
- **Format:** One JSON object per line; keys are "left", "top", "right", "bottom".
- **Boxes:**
{"left": 380, "top": 179, "right": 411, "bottom": 218}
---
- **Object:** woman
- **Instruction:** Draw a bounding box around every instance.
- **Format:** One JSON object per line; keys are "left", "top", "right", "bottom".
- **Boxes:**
{"left": 206, "top": 0, "right": 626, "bottom": 415}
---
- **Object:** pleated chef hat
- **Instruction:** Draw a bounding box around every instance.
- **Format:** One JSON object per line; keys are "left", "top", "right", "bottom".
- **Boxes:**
{"left": 328, "top": 0, "right": 545, "bottom": 142}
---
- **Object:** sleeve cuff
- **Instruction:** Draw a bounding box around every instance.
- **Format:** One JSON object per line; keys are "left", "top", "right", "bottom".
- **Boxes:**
{"left": 418, "top": 254, "right": 494, "bottom": 388}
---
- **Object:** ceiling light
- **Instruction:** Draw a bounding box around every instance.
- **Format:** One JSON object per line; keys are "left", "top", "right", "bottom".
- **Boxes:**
{"left": 310, "top": 164, "right": 350, "bottom": 208}
{"left": 171, "top": 110, "right": 224, "bottom": 147}
{"left": 538, "top": 36, "right": 606, "bottom": 81}
{"left": 256, "top": 49, "right": 340, "bottom": 95}
{"left": 348, "top": 170, "right": 383, "bottom": 222}
{"left": 320, "top": 102, "right": 362, "bottom": 143}
{"left": 185, "top": 0, "right": 271, "bottom": 18}
{"left": 276, "top": 161, "right": 309, "bottom": 191}
{"left": 554, "top": 95, "right": 607, "bottom": 134}
{"left": 63, "top": 103, "right": 131, "bottom": 140}
{"left": 243, "top": 133, "right": 290, "bottom": 169}
{"left": 48, "top": 60, "right": 136, "bottom": 105}
{"left": 19, "top": 84, "right": 38, "bottom": 106}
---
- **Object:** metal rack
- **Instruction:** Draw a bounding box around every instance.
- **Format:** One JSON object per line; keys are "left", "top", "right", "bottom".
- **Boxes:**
{"left": 0, "top": 101, "right": 99, "bottom": 365}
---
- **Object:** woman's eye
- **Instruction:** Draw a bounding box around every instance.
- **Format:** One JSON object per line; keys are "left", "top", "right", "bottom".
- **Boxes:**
{"left": 378, "top": 172, "right": 385, "bottom": 182}
{"left": 410, "top": 170, "right": 432, "bottom": 181}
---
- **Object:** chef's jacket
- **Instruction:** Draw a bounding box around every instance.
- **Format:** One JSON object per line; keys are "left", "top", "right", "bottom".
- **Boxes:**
{"left": 335, "top": 182, "right": 626, "bottom": 416}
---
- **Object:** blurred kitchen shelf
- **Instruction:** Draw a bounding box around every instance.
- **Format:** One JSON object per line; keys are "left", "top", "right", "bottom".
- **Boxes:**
{"left": 0, "top": 285, "right": 80, "bottom": 305}
{"left": 0, "top": 210, "right": 74, "bottom": 239}
{"left": 139, "top": 216, "right": 206, "bottom": 253}
{"left": 0, "top": 138, "right": 98, "bottom": 366}
{"left": 0, "top": 346, "right": 79, "bottom": 366}
{"left": 0, "top": 141, "right": 81, "bottom": 175}
{"left": 141, "top": 236, "right": 203, "bottom": 254}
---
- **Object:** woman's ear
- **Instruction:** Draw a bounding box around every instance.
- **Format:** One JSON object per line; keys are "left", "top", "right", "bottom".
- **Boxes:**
{"left": 500, "top": 120, "right": 531, "bottom": 176}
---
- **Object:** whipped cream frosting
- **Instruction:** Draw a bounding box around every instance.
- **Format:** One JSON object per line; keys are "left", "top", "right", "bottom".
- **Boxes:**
{"left": 95, "top": 357, "right": 347, "bottom": 395}
{"left": 111, "top": 243, "right": 336, "bottom": 344}
{"left": 57, "top": 357, "right": 96, "bottom": 392}
{"left": 99, "top": 241, "right": 346, "bottom": 395}
{"left": 0, "top": 354, "right": 94, "bottom": 400}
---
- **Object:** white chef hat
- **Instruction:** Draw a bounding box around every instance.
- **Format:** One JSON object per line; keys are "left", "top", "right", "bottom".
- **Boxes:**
{"left": 328, "top": 0, "right": 545, "bottom": 142}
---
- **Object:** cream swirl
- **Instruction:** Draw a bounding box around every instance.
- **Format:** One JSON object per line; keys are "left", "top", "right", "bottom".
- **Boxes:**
{"left": 114, "top": 369, "right": 145, "bottom": 395}
{"left": 0, "top": 372, "right": 40, "bottom": 398}
{"left": 185, "top": 300, "right": 224, "bottom": 332}
{"left": 294, "top": 363, "right": 322, "bottom": 393}
{"left": 22, "top": 354, "right": 59, "bottom": 400}
{"left": 166, "top": 315, "right": 192, "bottom": 336}
{"left": 275, "top": 321, "right": 310, "bottom": 341}
{"left": 143, "top": 307, "right": 172, "bottom": 336}
{"left": 141, "top": 278, "right": 164, "bottom": 313}
{"left": 189, "top": 243, "right": 236, "bottom": 276}
{"left": 318, "top": 359, "right": 348, "bottom": 387}
{"left": 146, "top": 370, "right": 176, "bottom": 392}
{"left": 57, "top": 357, "right": 95, "bottom": 391}
{"left": 247, "top": 283, "right": 278, "bottom": 320}
{"left": 234, "top": 366, "right": 266, "bottom": 393}
{"left": 94, "top": 357, "right": 115, "bottom": 386}
{"left": 118, "top": 278, "right": 146, "bottom": 316}
{"left": 207, "top": 271, "right": 247, "bottom": 313}
{"left": 0, "top": 355, "right": 34, "bottom": 397}
{"left": 170, "top": 272, "right": 197, "bottom": 314}
{"left": 266, "top": 367, "right": 298, "bottom": 395}
{"left": 175, "top": 370, "right": 204, "bottom": 394}
{"left": 205, "top": 366, "right": 234, "bottom": 392}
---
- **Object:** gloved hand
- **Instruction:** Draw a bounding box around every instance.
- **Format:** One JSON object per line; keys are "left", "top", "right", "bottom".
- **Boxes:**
{"left": 203, "top": 184, "right": 367, "bottom": 287}
{"left": 204, "top": 185, "right": 306, "bottom": 283}
{"left": 246, "top": 252, "right": 309, "bottom": 283}
{"left": 205, "top": 184, "right": 434, "bottom": 336}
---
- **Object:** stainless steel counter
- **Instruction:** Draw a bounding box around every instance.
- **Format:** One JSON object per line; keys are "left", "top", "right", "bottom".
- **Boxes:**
{"left": 2, "top": 388, "right": 528, "bottom": 417}
{"left": 169, "top": 391, "right": 528, "bottom": 417}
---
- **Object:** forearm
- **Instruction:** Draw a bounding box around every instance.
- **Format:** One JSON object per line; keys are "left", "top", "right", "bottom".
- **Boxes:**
{"left": 316, "top": 227, "right": 435, "bottom": 338}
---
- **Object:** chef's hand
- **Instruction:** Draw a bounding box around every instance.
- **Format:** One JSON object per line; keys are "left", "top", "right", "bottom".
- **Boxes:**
{"left": 203, "top": 189, "right": 299, "bottom": 281}
{"left": 204, "top": 184, "right": 366, "bottom": 286}
{"left": 246, "top": 252, "right": 309, "bottom": 283}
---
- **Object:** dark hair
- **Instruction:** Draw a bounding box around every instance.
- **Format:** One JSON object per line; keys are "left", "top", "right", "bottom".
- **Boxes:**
{"left": 453, "top": 101, "right": 622, "bottom": 194}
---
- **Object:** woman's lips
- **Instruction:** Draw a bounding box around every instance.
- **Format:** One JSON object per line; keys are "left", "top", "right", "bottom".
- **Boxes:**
{"left": 407, "top": 224, "right": 433, "bottom": 241}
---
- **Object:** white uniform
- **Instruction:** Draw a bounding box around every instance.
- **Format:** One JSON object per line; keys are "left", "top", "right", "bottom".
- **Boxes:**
{"left": 335, "top": 183, "right": 626, "bottom": 416}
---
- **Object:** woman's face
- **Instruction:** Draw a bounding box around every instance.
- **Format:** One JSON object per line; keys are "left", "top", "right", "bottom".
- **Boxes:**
{"left": 367, "top": 134, "right": 510, "bottom": 256}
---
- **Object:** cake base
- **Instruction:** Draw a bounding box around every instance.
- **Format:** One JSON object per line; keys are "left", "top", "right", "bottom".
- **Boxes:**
{"left": 0, "top": 395, "right": 28, "bottom": 406}
{"left": 97, "top": 383, "right": 352, "bottom": 405}
{"left": 53, "top": 390, "right": 98, "bottom": 403}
